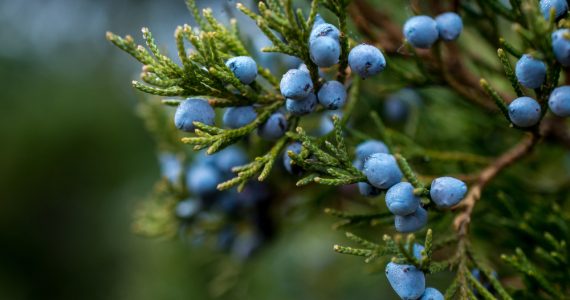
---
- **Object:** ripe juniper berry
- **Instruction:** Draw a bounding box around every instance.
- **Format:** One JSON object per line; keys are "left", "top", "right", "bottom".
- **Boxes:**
{"left": 385, "top": 262, "right": 426, "bottom": 300}
{"left": 317, "top": 80, "right": 347, "bottom": 110}
{"left": 348, "top": 44, "right": 386, "bottom": 78}
{"left": 174, "top": 98, "right": 215, "bottom": 132}
{"left": 430, "top": 176, "right": 467, "bottom": 208}
{"left": 403, "top": 16, "right": 439, "bottom": 48}
{"left": 223, "top": 106, "right": 257, "bottom": 128}
{"left": 508, "top": 96, "right": 542, "bottom": 128}
{"left": 225, "top": 56, "right": 257, "bottom": 84}
{"left": 280, "top": 69, "right": 313, "bottom": 100}
{"left": 363, "top": 153, "right": 403, "bottom": 189}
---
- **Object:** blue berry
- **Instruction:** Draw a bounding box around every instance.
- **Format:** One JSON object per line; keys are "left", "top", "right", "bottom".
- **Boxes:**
{"left": 213, "top": 146, "right": 248, "bottom": 174}
{"left": 258, "top": 112, "right": 287, "bottom": 140}
{"left": 403, "top": 16, "right": 439, "bottom": 49}
{"left": 286, "top": 93, "right": 317, "bottom": 116}
{"left": 435, "top": 12, "right": 463, "bottom": 41}
{"left": 318, "top": 111, "right": 343, "bottom": 135}
{"left": 298, "top": 64, "right": 325, "bottom": 79}
{"left": 175, "top": 198, "right": 201, "bottom": 219}
{"left": 394, "top": 206, "right": 428, "bottom": 233}
{"left": 552, "top": 29, "right": 570, "bottom": 66}
{"left": 540, "top": 0, "right": 568, "bottom": 20}
{"left": 385, "top": 182, "right": 421, "bottom": 216}
{"left": 283, "top": 142, "right": 303, "bottom": 175}
{"left": 313, "top": 14, "right": 326, "bottom": 28}
{"left": 353, "top": 159, "right": 382, "bottom": 197}
{"left": 223, "top": 106, "right": 257, "bottom": 128}
{"left": 317, "top": 81, "right": 347, "bottom": 110}
{"left": 215, "top": 191, "right": 240, "bottom": 214}
{"left": 217, "top": 226, "right": 236, "bottom": 251}
{"left": 385, "top": 262, "right": 426, "bottom": 300}
{"left": 237, "top": 182, "right": 270, "bottom": 207}
{"left": 355, "top": 140, "right": 389, "bottom": 161}
{"left": 309, "top": 23, "right": 340, "bottom": 44}
{"left": 174, "top": 98, "right": 215, "bottom": 132}
{"left": 363, "top": 153, "right": 403, "bottom": 189}
{"left": 226, "top": 56, "right": 257, "bottom": 84}
{"left": 420, "top": 287, "right": 444, "bottom": 300}
{"left": 158, "top": 152, "right": 182, "bottom": 183}
{"left": 299, "top": 63, "right": 310, "bottom": 73}
{"left": 358, "top": 182, "right": 382, "bottom": 197}
{"left": 384, "top": 89, "right": 422, "bottom": 122}
{"left": 430, "top": 177, "right": 467, "bottom": 208}
{"left": 508, "top": 96, "right": 541, "bottom": 127}
{"left": 280, "top": 69, "right": 313, "bottom": 100}
{"left": 384, "top": 97, "right": 409, "bottom": 122}
{"left": 310, "top": 37, "right": 341, "bottom": 68}
{"left": 515, "top": 54, "right": 546, "bottom": 89}
{"left": 412, "top": 244, "right": 425, "bottom": 261}
{"left": 348, "top": 44, "right": 387, "bottom": 78}
{"left": 186, "top": 163, "right": 222, "bottom": 196}
{"left": 549, "top": 85, "right": 570, "bottom": 117}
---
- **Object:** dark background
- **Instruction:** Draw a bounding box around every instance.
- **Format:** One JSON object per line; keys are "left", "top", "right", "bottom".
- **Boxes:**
{"left": 0, "top": 1, "right": 409, "bottom": 299}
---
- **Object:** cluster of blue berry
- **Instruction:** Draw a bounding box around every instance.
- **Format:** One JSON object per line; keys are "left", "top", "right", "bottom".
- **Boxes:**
{"left": 161, "top": 12, "right": 391, "bottom": 258}
{"left": 349, "top": 140, "right": 468, "bottom": 234}
{"left": 173, "top": 55, "right": 290, "bottom": 140}
{"left": 159, "top": 147, "right": 272, "bottom": 258}
{"left": 283, "top": 14, "right": 386, "bottom": 119}
{"left": 504, "top": 1, "right": 570, "bottom": 128}
{"left": 403, "top": 12, "right": 463, "bottom": 49}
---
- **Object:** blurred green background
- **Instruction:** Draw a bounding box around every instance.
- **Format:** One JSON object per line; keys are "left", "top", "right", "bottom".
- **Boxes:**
{"left": 0, "top": 1, "right": 414, "bottom": 299}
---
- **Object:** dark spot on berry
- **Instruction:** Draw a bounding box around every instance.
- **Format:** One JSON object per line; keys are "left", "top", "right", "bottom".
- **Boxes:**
{"left": 304, "top": 84, "right": 310, "bottom": 91}
{"left": 229, "top": 62, "right": 237, "bottom": 72}
{"left": 278, "top": 118, "right": 286, "bottom": 131}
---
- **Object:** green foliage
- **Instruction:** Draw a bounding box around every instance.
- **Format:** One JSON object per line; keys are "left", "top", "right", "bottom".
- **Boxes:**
{"left": 108, "top": 0, "right": 570, "bottom": 299}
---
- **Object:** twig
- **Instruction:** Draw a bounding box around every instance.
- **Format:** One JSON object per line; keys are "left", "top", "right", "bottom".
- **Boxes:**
{"left": 453, "top": 132, "right": 540, "bottom": 236}
{"left": 349, "top": 0, "right": 510, "bottom": 112}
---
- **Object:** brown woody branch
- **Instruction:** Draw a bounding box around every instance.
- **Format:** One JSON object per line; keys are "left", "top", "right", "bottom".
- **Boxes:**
{"left": 452, "top": 131, "right": 540, "bottom": 236}
{"left": 349, "top": 0, "right": 508, "bottom": 112}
